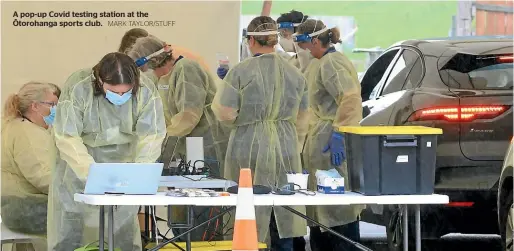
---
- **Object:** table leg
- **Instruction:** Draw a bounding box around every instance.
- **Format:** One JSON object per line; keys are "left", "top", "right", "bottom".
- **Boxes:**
{"left": 148, "top": 206, "right": 235, "bottom": 251}
{"left": 99, "top": 206, "right": 105, "bottom": 251}
{"left": 145, "top": 206, "right": 150, "bottom": 240}
{"left": 415, "top": 204, "right": 421, "bottom": 251}
{"left": 403, "top": 205, "right": 408, "bottom": 251}
{"left": 108, "top": 205, "right": 114, "bottom": 251}
{"left": 281, "top": 206, "right": 372, "bottom": 251}
{"left": 186, "top": 206, "right": 194, "bottom": 251}
{"left": 152, "top": 206, "right": 157, "bottom": 241}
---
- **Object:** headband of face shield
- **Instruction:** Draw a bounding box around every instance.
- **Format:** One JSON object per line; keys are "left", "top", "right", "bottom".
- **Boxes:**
{"left": 246, "top": 22, "right": 279, "bottom": 47}
{"left": 134, "top": 45, "right": 172, "bottom": 67}
{"left": 293, "top": 27, "right": 330, "bottom": 43}
{"left": 277, "top": 13, "right": 307, "bottom": 32}
{"left": 278, "top": 22, "right": 301, "bottom": 30}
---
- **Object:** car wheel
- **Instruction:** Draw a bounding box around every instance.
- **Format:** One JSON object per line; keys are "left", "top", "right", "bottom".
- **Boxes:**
{"left": 386, "top": 206, "right": 414, "bottom": 251}
{"left": 501, "top": 189, "right": 513, "bottom": 251}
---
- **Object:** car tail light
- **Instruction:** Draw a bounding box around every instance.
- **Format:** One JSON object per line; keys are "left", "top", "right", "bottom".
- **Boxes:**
{"left": 407, "top": 105, "right": 509, "bottom": 122}
{"left": 446, "top": 202, "right": 474, "bottom": 207}
{"left": 497, "top": 55, "right": 513, "bottom": 63}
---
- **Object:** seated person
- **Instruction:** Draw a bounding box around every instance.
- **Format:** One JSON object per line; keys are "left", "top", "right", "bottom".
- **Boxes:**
{"left": 1, "top": 81, "right": 60, "bottom": 250}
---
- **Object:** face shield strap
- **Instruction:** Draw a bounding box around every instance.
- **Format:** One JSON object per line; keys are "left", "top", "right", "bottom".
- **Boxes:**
{"left": 293, "top": 27, "right": 330, "bottom": 43}
{"left": 278, "top": 22, "right": 301, "bottom": 29}
{"left": 135, "top": 45, "right": 171, "bottom": 67}
{"left": 246, "top": 30, "right": 279, "bottom": 36}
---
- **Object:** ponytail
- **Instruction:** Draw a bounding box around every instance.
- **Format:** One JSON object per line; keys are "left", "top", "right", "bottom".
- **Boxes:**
{"left": 329, "top": 27, "right": 342, "bottom": 45}
{"left": 3, "top": 94, "right": 21, "bottom": 121}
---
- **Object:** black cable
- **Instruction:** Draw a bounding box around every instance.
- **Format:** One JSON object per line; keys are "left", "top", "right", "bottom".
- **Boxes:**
{"left": 207, "top": 207, "right": 234, "bottom": 243}
{"left": 292, "top": 183, "right": 316, "bottom": 196}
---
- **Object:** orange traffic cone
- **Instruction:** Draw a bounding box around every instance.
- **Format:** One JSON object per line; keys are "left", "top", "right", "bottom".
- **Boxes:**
{"left": 232, "top": 168, "right": 259, "bottom": 251}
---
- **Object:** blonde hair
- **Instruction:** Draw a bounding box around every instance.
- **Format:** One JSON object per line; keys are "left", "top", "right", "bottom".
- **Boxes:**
{"left": 3, "top": 82, "right": 60, "bottom": 121}
{"left": 126, "top": 35, "right": 172, "bottom": 70}
{"left": 296, "top": 19, "right": 342, "bottom": 47}
{"left": 247, "top": 16, "right": 278, "bottom": 47}
{"left": 118, "top": 28, "right": 149, "bottom": 53}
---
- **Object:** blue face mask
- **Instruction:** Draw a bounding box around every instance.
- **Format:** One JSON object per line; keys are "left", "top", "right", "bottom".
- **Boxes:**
{"left": 43, "top": 106, "right": 56, "bottom": 126}
{"left": 105, "top": 89, "right": 132, "bottom": 106}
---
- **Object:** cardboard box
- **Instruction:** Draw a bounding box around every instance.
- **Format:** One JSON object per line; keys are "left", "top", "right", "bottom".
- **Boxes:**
{"left": 317, "top": 177, "right": 345, "bottom": 194}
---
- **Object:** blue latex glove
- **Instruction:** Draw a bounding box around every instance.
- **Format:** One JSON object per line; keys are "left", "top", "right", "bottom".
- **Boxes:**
{"left": 217, "top": 66, "right": 228, "bottom": 80}
{"left": 322, "top": 131, "right": 346, "bottom": 166}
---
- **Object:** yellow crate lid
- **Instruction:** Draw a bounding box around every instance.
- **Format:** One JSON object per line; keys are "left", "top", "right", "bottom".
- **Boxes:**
{"left": 145, "top": 240, "right": 267, "bottom": 251}
{"left": 337, "top": 126, "right": 443, "bottom": 135}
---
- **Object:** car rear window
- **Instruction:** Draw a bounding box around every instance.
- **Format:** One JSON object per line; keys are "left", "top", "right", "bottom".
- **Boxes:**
{"left": 439, "top": 53, "right": 513, "bottom": 90}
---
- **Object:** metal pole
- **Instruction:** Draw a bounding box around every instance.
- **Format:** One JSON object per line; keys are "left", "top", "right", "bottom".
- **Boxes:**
{"left": 152, "top": 206, "right": 157, "bottom": 242}
{"left": 415, "top": 204, "right": 421, "bottom": 251}
{"left": 108, "top": 206, "right": 114, "bottom": 251}
{"left": 148, "top": 206, "right": 235, "bottom": 251}
{"left": 186, "top": 206, "right": 194, "bottom": 251}
{"left": 261, "top": 0, "right": 272, "bottom": 16}
{"left": 99, "top": 206, "right": 105, "bottom": 251}
{"left": 456, "top": 1, "right": 473, "bottom": 36}
{"left": 282, "top": 206, "right": 372, "bottom": 251}
{"left": 145, "top": 206, "right": 150, "bottom": 240}
{"left": 403, "top": 205, "right": 408, "bottom": 251}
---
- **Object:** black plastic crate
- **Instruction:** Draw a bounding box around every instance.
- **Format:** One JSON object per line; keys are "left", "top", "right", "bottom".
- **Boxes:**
{"left": 338, "top": 126, "right": 442, "bottom": 196}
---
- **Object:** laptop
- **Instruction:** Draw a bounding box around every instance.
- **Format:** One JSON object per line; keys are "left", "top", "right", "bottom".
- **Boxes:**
{"left": 83, "top": 163, "right": 164, "bottom": 195}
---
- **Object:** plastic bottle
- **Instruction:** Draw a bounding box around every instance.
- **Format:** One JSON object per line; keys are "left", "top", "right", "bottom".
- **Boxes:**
{"left": 216, "top": 53, "right": 230, "bottom": 70}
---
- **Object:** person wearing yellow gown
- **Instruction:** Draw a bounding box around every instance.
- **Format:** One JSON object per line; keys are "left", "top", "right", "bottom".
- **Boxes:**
{"left": 47, "top": 52, "right": 166, "bottom": 251}
{"left": 296, "top": 19, "right": 365, "bottom": 251}
{"left": 212, "top": 16, "right": 309, "bottom": 251}
{"left": 2, "top": 82, "right": 60, "bottom": 251}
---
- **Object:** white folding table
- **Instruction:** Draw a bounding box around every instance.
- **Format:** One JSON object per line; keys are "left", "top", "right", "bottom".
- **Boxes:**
{"left": 74, "top": 192, "right": 448, "bottom": 251}
{"left": 159, "top": 175, "right": 237, "bottom": 189}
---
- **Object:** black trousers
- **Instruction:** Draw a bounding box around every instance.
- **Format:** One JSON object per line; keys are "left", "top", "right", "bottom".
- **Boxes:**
{"left": 293, "top": 236, "right": 306, "bottom": 251}
{"left": 309, "top": 220, "right": 361, "bottom": 251}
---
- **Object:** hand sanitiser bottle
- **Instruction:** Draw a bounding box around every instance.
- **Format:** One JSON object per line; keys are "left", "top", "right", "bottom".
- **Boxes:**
{"left": 216, "top": 53, "right": 230, "bottom": 70}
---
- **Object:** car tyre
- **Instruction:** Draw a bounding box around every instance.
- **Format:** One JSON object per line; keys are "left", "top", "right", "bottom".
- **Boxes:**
{"left": 386, "top": 206, "right": 414, "bottom": 251}
{"left": 500, "top": 189, "right": 513, "bottom": 251}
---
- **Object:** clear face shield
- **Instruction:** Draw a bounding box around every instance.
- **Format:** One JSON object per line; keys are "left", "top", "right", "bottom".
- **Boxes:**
{"left": 278, "top": 22, "right": 301, "bottom": 53}
{"left": 134, "top": 44, "right": 172, "bottom": 68}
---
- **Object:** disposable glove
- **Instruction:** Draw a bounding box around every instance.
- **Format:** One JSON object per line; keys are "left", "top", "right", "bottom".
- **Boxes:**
{"left": 217, "top": 66, "right": 228, "bottom": 80}
{"left": 322, "top": 131, "right": 346, "bottom": 166}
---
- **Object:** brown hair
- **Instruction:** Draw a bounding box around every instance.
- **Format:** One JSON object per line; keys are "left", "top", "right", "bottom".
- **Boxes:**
{"left": 3, "top": 82, "right": 61, "bottom": 121}
{"left": 118, "top": 28, "right": 149, "bottom": 53}
{"left": 247, "top": 16, "right": 278, "bottom": 47}
{"left": 92, "top": 52, "right": 140, "bottom": 96}
{"left": 126, "top": 35, "right": 173, "bottom": 70}
{"left": 296, "top": 19, "right": 342, "bottom": 47}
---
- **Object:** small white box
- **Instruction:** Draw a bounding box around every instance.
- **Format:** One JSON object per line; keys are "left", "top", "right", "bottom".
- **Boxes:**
{"left": 317, "top": 177, "right": 345, "bottom": 194}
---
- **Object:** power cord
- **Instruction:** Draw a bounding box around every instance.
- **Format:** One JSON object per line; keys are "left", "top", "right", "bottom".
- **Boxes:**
{"left": 271, "top": 183, "right": 316, "bottom": 196}
{"left": 168, "top": 154, "right": 223, "bottom": 179}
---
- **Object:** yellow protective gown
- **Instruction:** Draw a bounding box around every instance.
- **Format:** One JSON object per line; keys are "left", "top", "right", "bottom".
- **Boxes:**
{"left": 212, "top": 53, "right": 309, "bottom": 242}
{"left": 145, "top": 58, "right": 230, "bottom": 241}
{"left": 47, "top": 69, "right": 166, "bottom": 251}
{"left": 169, "top": 45, "right": 210, "bottom": 72}
{"left": 303, "top": 51, "right": 366, "bottom": 229}
{"left": 288, "top": 49, "right": 315, "bottom": 74}
{"left": 146, "top": 57, "right": 229, "bottom": 175}
{"left": 286, "top": 48, "right": 317, "bottom": 152}
{"left": 1, "top": 118, "right": 55, "bottom": 245}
